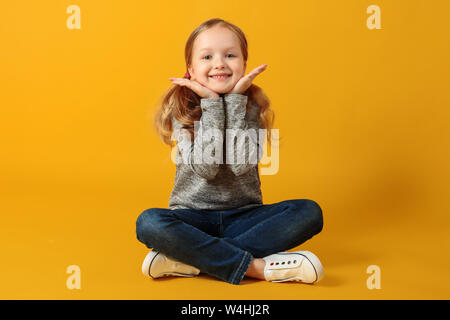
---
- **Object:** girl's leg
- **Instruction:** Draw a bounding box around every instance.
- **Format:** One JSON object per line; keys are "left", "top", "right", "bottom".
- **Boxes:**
{"left": 245, "top": 257, "right": 266, "bottom": 280}
{"left": 136, "top": 208, "right": 253, "bottom": 285}
{"left": 221, "top": 199, "right": 324, "bottom": 259}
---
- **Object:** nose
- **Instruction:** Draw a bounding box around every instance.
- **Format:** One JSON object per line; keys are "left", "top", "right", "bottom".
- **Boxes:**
{"left": 212, "top": 56, "right": 227, "bottom": 69}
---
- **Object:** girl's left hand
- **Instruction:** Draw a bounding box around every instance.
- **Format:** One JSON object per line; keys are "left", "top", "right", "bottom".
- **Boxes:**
{"left": 229, "top": 64, "right": 268, "bottom": 94}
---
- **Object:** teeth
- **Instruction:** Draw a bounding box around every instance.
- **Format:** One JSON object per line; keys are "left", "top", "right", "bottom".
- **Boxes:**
{"left": 211, "top": 75, "right": 230, "bottom": 79}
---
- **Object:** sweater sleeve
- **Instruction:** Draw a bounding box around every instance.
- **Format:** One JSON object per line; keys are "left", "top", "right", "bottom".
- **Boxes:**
{"left": 172, "top": 97, "right": 225, "bottom": 180}
{"left": 223, "top": 93, "right": 264, "bottom": 176}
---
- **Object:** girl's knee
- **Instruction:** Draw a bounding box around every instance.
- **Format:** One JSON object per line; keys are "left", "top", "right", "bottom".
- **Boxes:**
{"left": 291, "top": 199, "right": 324, "bottom": 233}
{"left": 136, "top": 208, "right": 152, "bottom": 230}
{"left": 305, "top": 199, "right": 323, "bottom": 233}
{"left": 136, "top": 208, "right": 166, "bottom": 241}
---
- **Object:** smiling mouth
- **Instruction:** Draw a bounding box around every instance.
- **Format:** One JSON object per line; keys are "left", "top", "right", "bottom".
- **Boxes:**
{"left": 209, "top": 75, "right": 231, "bottom": 80}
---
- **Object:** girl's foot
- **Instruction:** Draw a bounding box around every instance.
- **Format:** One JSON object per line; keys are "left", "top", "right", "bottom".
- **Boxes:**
{"left": 262, "top": 251, "right": 324, "bottom": 284}
{"left": 141, "top": 250, "right": 200, "bottom": 279}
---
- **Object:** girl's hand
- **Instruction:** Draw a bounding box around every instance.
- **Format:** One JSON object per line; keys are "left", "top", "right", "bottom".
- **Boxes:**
{"left": 229, "top": 64, "right": 268, "bottom": 94}
{"left": 169, "top": 77, "right": 220, "bottom": 98}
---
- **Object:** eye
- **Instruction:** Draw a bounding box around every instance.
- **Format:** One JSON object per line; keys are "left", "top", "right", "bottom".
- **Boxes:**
{"left": 202, "top": 54, "right": 235, "bottom": 60}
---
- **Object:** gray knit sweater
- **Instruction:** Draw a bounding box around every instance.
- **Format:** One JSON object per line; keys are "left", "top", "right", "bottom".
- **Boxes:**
{"left": 168, "top": 93, "right": 264, "bottom": 211}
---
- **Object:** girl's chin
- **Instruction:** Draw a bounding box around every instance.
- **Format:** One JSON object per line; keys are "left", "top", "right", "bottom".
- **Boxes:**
{"left": 207, "top": 83, "right": 234, "bottom": 94}
{"left": 213, "top": 87, "right": 232, "bottom": 94}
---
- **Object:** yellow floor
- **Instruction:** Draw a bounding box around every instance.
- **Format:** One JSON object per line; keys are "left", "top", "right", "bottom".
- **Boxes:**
{"left": 1, "top": 181, "right": 448, "bottom": 300}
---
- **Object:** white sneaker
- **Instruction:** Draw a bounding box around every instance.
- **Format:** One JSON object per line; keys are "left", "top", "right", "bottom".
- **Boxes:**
{"left": 262, "top": 251, "right": 324, "bottom": 284}
{"left": 141, "top": 250, "right": 200, "bottom": 279}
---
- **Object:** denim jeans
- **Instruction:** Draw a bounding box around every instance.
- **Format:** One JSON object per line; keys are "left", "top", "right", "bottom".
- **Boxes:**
{"left": 135, "top": 199, "right": 323, "bottom": 285}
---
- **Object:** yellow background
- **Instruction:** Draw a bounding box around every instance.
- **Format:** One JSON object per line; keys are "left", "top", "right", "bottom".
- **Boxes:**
{"left": 1, "top": 0, "right": 449, "bottom": 299}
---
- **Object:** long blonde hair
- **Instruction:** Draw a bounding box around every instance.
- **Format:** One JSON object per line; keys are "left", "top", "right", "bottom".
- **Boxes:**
{"left": 154, "top": 18, "right": 275, "bottom": 149}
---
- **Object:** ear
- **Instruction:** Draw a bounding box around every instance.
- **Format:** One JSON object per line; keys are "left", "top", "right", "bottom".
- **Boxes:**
{"left": 187, "top": 66, "right": 194, "bottom": 78}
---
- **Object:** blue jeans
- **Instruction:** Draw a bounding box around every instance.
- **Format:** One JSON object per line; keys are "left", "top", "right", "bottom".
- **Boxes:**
{"left": 135, "top": 199, "right": 323, "bottom": 285}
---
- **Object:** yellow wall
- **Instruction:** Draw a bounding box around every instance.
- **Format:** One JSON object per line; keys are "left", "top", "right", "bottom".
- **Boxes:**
{"left": 1, "top": 0, "right": 449, "bottom": 299}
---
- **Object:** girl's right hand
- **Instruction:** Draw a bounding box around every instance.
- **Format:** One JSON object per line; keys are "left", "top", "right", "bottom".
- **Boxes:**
{"left": 169, "top": 77, "right": 220, "bottom": 99}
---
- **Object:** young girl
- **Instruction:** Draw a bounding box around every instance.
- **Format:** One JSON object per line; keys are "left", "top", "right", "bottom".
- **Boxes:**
{"left": 136, "top": 18, "right": 324, "bottom": 285}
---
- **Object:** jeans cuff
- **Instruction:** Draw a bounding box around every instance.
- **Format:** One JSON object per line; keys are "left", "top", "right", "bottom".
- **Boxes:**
{"left": 230, "top": 251, "right": 253, "bottom": 285}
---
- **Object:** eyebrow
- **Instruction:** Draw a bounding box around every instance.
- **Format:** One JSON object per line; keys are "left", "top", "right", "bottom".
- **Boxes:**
{"left": 198, "top": 46, "right": 238, "bottom": 52}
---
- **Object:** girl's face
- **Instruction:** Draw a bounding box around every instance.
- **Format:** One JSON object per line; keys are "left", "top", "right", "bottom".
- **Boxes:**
{"left": 188, "top": 26, "right": 246, "bottom": 95}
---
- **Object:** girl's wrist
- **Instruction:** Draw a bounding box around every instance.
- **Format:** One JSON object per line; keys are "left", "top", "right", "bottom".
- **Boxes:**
{"left": 201, "top": 94, "right": 220, "bottom": 99}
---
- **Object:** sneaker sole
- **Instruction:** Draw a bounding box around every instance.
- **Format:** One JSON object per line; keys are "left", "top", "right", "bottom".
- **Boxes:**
{"left": 142, "top": 250, "right": 159, "bottom": 278}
